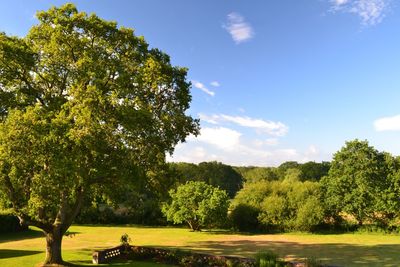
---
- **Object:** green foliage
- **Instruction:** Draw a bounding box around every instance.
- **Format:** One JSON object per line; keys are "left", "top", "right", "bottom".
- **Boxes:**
{"left": 321, "top": 139, "right": 398, "bottom": 226}
{"left": 294, "top": 196, "right": 325, "bottom": 231}
{"left": 300, "top": 161, "right": 330, "bottom": 182}
{"left": 233, "top": 180, "right": 324, "bottom": 232}
{"left": 239, "top": 167, "right": 279, "bottom": 183}
{"left": 236, "top": 161, "right": 329, "bottom": 184}
{"left": 120, "top": 233, "right": 132, "bottom": 246}
{"left": 229, "top": 203, "right": 260, "bottom": 232}
{"left": 277, "top": 161, "right": 300, "bottom": 179}
{"left": 76, "top": 164, "right": 181, "bottom": 226}
{"left": 232, "top": 181, "right": 271, "bottom": 210}
{"left": 172, "top": 161, "right": 244, "bottom": 198}
{"left": 0, "top": 3, "right": 198, "bottom": 264}
{"left": 254, "top": 251, "right": 286, "bottom": 267}
{"left": 259, "top": 195, "right": 287, "bottom": 228}
{"left": 0, "top": 211, "right": 27, "bottom": 233}
{"left": 197, "top": 162, "right": 244, "bottom": 198}
{"left": 259, "top": 181, "right": 324, "bottom": 231}
{"left": 229, "top": 181, "right": 270, "bottom": 231}
{"left": 162, "top": 181, "right": 229, "bottom": 230}
{"left": 282, "top": 168, "right": 302, "bottom": 182}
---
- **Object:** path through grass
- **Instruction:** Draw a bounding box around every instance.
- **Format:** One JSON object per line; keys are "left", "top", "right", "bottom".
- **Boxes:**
{"left": 1, "top": 225, "right": 400, "bottom": 266}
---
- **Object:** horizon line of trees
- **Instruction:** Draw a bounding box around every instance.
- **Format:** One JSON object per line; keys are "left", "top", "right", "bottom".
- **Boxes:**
{"left": 73, "top": 139, "right": 400, "bottom": 233}
{"left": 3, "top": 138, "right": 398, "bottom": 233}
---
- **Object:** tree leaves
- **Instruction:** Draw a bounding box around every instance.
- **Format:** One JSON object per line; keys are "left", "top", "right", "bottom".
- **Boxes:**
{"left": 0, "top": 3, "right": 198, "bottom": 235}
{"left": 162, "top": 181, "right": 229, "bottom": 230}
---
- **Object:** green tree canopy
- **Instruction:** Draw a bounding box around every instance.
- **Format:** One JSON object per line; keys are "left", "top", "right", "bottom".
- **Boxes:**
{"left": 171, "top": 161, "right": 243, "bottom": 198}
{"left": 162, "top": 181, "right": 229, "bottom": 231}
{"left": 197, "top": 161, "right": 243, "bottom": 198}
{"left": 321, "top": 140, "right": 390, "bottom": 225}
{"left": 238, "top": 167, "right": 279, "bottom": 183}
{"left": 299, "top": 161, "right": 330, "bottom": 182}
{"left": 277, "top": 161, "right": 300, "bottom": 179}
{"left": 0, "top": 4, "right": 198, "bottom": 265}
{"left": 231, "top": 179, "right": 324, "bottom": 232}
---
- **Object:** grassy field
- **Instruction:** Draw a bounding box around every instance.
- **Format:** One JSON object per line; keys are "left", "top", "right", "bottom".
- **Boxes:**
{"left": 1, "top": 225, "right": 400, "bottom": 267}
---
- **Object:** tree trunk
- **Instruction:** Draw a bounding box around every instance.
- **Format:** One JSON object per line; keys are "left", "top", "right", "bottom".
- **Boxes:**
{"left": 43, "top": 228, "right": 64, "bottom": 266}
{"left": 188, "top": 220, "right": 201, "bottom": 231}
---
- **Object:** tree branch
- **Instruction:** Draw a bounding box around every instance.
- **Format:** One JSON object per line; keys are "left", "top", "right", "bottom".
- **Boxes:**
{"left": 17, "top": 213, "right": 52, "bottom": 232}
{"left": 61, "top": 186, "right": 84, "bottom": 234}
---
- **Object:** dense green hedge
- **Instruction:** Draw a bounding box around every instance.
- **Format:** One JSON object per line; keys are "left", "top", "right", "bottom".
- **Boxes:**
{"left": 0, "top": 212, "right": 27, "bottom": 233}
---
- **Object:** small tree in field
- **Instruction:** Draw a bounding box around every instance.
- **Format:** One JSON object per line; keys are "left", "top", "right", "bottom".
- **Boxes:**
{"left": 0, "top": 4, "right": 198, "bottom": 266}
{"left": 162, "top": 181, "right": 229, "bottom": 231}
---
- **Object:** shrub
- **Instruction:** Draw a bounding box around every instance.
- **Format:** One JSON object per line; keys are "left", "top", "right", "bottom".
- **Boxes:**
{"left": 294, "top": 197, "right": 325, "bottom": 231}
{"left": 258, "top": 195, "right": 287, "bottom": 230}
{"left": 120, "top": 233, "right": 131, "bottom": 246}
{"left": 256, "top": 181, "right": 325, "bottom": 232}
{"left": 76, "top": 201, "right": 166, "bottom": 225}
{"left": 0, "top": 211, "right": 27, "bottom": 233}
{"left": 254, "top": 251, "right": 287, "bottom": 267}
{"left": 230, "top": 204, "right": 260, "bottom": 232}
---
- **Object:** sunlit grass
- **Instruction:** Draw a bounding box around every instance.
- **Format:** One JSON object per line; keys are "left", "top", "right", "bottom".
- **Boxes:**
{"left": 1, "top": 225, "right": 400, "bottom": 266}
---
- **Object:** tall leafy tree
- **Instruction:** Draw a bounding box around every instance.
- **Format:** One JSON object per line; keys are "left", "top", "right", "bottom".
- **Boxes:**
{"left": 373, "top": 153, "right": 400, "bottom": 226}
{"left": 321, "top": 140, "right": 388, "bottom": 225}
{"left": 0, "top": 4, "right": 198, "bottom": 265}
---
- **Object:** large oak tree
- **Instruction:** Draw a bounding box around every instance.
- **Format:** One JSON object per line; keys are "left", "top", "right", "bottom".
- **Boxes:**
{"left": 0, "top": 4, "right": 198, "bottom": 265}
{"left": 321, "top": 140, "right": 391, "bottom": 225}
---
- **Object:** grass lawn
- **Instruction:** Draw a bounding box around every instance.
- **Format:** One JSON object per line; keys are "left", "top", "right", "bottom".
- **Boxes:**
{"left": 1, "top": 225, "right": 400, "bottom": 267}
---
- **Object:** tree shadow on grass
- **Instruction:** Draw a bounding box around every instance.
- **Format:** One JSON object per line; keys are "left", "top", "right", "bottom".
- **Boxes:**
{"left": 200, "top": 229, "right": 266, "bottom": 236}
{"left": 66, "top": 259, "right": 174, "bottom": 266}
{"left": 73, "top": 224, "right": 170, "bottom": 229}
{"left": 0, "top": 228, "right": 43, "bottom": 242}
{"left": 172, "top": 240, "right": 400, "bottom": 267}
{"left": 0, "top": 228, "right": 81, "bottom": 243}
{"left": 0, "top": 249, "right": 42, "bottom": 259}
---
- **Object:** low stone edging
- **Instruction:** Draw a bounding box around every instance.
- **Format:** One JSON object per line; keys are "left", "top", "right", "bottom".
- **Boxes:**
{"left": 93, "top": 245, "right": 255, "bottom": 266}
{"left": 92, "top": 245, "right": 341, "bottom": 267}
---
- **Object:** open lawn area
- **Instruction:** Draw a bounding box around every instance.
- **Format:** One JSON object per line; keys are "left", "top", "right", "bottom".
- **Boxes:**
{"left": 1, "top": 225, "right": 400, "bottom": 267}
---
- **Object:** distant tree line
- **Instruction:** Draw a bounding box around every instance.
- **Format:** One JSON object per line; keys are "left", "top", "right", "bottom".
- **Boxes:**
{"left": 73, "top": 139, "right": 400, "bottom": 233}
{"left": 231, "top": 140, "right": 400, "bottom": 232}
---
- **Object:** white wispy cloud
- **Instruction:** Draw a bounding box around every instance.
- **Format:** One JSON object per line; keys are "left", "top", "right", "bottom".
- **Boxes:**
{"left": 192, "top": 80, "right": 215, "bottom": 96}
{"left": 334, "top": 0, "right": 350, "bottom": 5}
{"left": 196, "top": 127, "right": 242, "bottom": 150}
{"left": 199, "top": 113, "right": 289, "bottom": 137}
{"left": 330, "top": 0, "right": 391, "bottom": 25}
{"left": 210, "top": 81, "right": 220, "bottom": 87}
{"left": 168, "top": 133, "right": 327, "bottom": 166}
{"left": 253, "top": 138, "right": 279, "bottom": 147}
{"left": 224, "top": 12, "right": 254, "bottom": 44}
{"left": 374, "top": 114, "right": 400, "bottom": 131}
{"left": 167, "top": 114, "right": 328, "bottom": 166}
{"left": 166, "top": 146, "right": 209, "bottom": 163}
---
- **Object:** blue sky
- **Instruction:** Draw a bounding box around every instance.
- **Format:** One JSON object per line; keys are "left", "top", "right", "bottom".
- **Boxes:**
{"left": 2, "top": 0, "right": 400, "bottom": 166}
